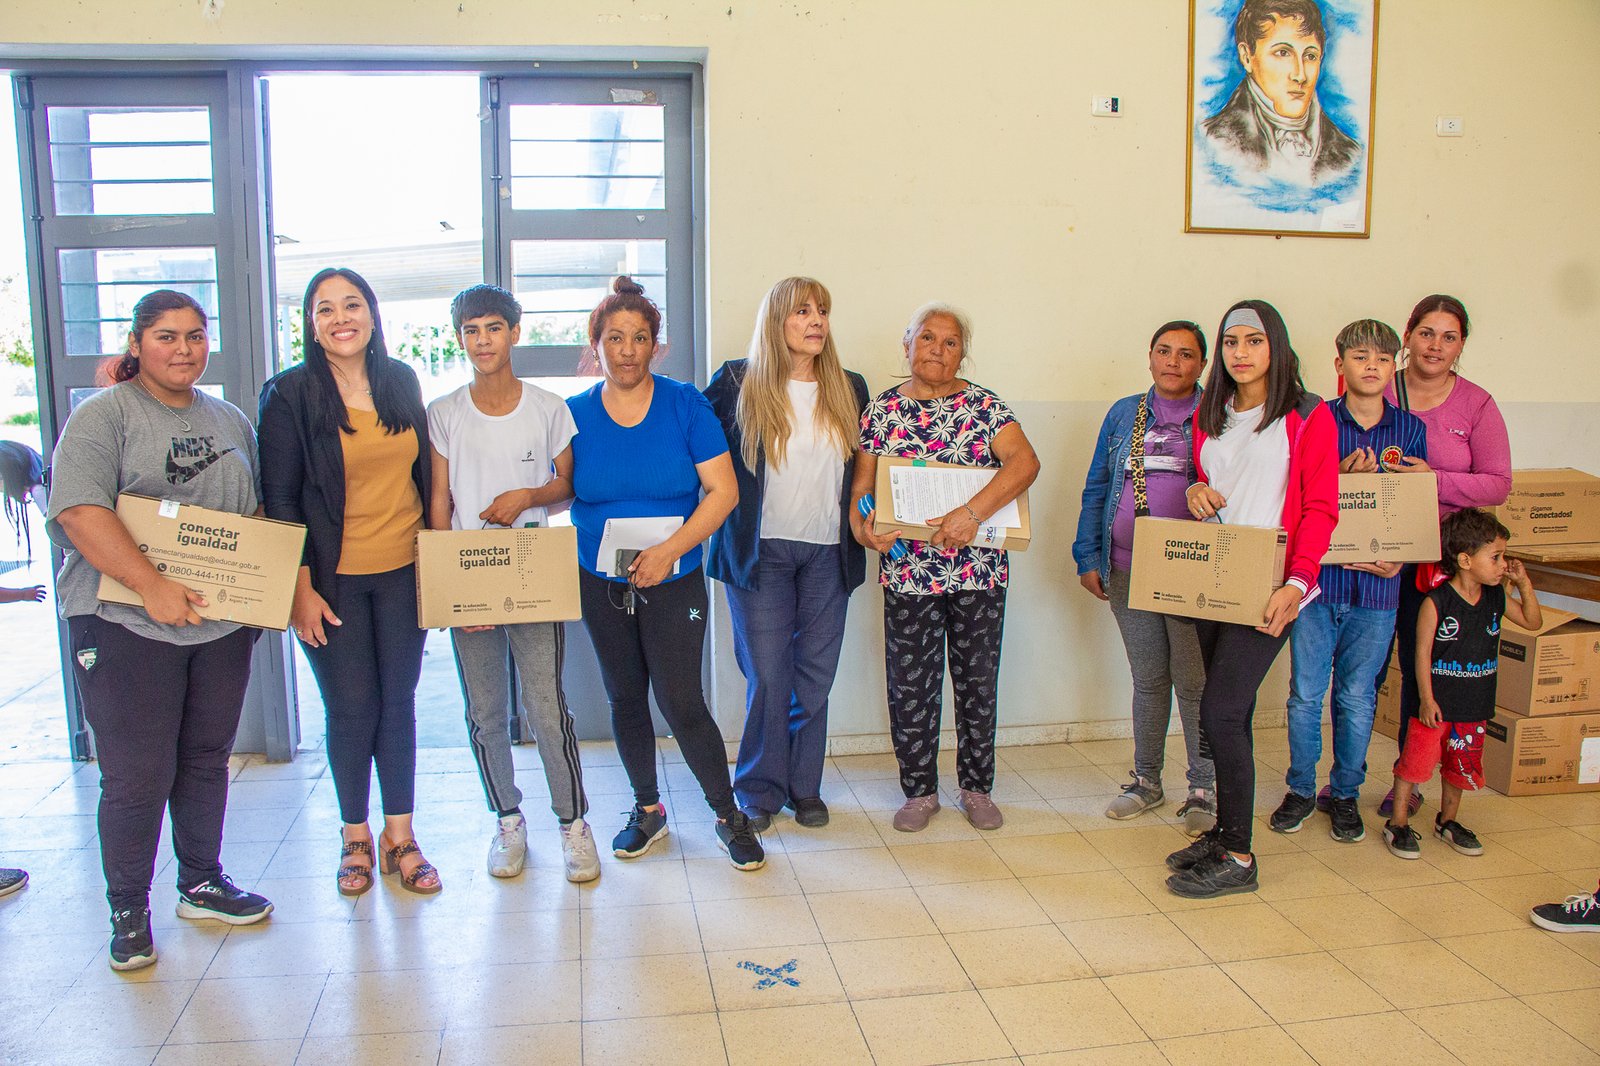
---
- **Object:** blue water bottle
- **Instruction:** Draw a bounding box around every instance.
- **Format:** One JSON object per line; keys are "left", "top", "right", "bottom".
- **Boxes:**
{"left": 857, "top": 494, "right": 909, "bottom": 561}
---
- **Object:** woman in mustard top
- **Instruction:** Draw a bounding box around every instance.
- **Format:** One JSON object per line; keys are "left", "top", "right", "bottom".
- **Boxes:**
{"left": 259, "top": 268, "right": 439, "bottom": 896}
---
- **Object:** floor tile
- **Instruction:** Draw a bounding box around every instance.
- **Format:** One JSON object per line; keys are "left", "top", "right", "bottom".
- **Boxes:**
{"left": 808, "top": 886, "right": 936, "bottom": 942}
{"left": 684, "top": 853, "right": 801, "bottom": 901}
{"left": 982, "top": 976, "right": 1145, "bottom": 1055}
{"left": 1157, "top": 1025, "right": 1316, "bottom": 1065}
{"left": 1310, "top": 842, "right": 1454, "bottom": 893}
{"left": 1020, "top": 1043, "right": 1168, "bottom": 1066}
{"left": 438, "top": 1022, "right": 581, "bottom": 1065}
{"left": 1083, "top": 823, "right": 1190, "bottom": 869}
{"left": 997, "top": 743, "right": 1088, "bottom": 771}
{"left": 1407, "top": 997, "right": 1600, "bottom": 1066}
{"left": 1015, "top": 765, "right": 1122, "bottom": 801}
{"left": 578, "top": 900, "right": 702, "bottom": 958}
{"left": 581, "top": 1012, "right": 729, "bottom": 1066}
{"left": 705, "top": 942, "right": 846, "bottom": 1011}
{"left": 826, "top": 933, "right": 971, "bottom": 1000}
{"left": 167, "top": 973, "right": 325, "bottom": 1044}
{"left": 1268, "top": 891, "right": 1430, "bottom": 950}
{"left": 1102, "top": 964, "right": 1269, "bottom": 1039}
{"left": 1284, "top": 1012, "right": 1459, "bottom": 1066}
{"left": 31, "top": 980, "right": 198, "bottom": 1050}
{"left": 787, "top": 846, "right": 910, "bottom": 895}
{"left": 945, "top": 924, "right": 1093, "bottom": 987}
{"left": 989, "top": 832, "right": 1113, "bottom": 879}
{"left": 916, "top": 877, "right": 1050, "bottom": 934}
{"left": 1249, "top": 849, "right": 1359, "bottom": 901}
{"left": 1170, "top": 902, "right": 1318, "bottom": 962}
{"left": 694, "top": 893, "right": 821, "bottom": 952}
{"left": 581, "top": 953, "right": 711, "bottom": 1020}
{"left": 1491, "top": 827, "right": 1600, "bottom": 872}
{"left": 981, "top": 799, "right": 1075, "bottom": 838}
{"left": 1059, "top": 912, "right": 1209, "bottom": 977}
{"left": 719, "top": 1001, "right": 872, "bottom": 1066}
{"left": 151, "top": 1039, "right": 301, "bottom": 1065}
{"left": 1437, "top": 927, "right": 1600, "bottom": 995}
{"left": 306, "top": 968, "right": 456, "bottom": 1037}
{"left": 1523, "top": 988, "right": 1600, "bottom": 1053}
{"left": 852, "top": 989, "right": 1016, "bottom": 1066}
{"left": 1464, "top": 870, "right": 1594, "bottom": 916}
{"left": 1333, "top": 940, "right": 1507, "bottom": 1009}
{"left": 1021, "top": 870, "right": 1153, "bottom": 924}
{"left": 296, "top": 1031, "right": 443, "bottom": 1066}
{"left": 1221, "top": 950, "right": 1393, "bottom": 1023}
{"left": 891, "top": 839, "right": 1013, "bottom": 885}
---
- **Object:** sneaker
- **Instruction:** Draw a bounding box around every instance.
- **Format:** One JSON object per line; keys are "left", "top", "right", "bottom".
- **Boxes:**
{"left": 1176, "top": 790, "right": 1217, "bottom": 837}
{"left": 715, "top": 810, "right": 766, "bottom": 871}
{"left": 1166, "top": 851, "right": 1259, "bottom": 899}
{"left": 788, "top": 796, "right": 829, "bottom": 828}
{"left": 0, "top": 867, "right": 27, "bottom": 898}
{"left": 1377, "top": 787, "right": 1424, "bottom": 818}
{"left": 1269, "top": 791, "right": 1317, "bottom": 834}
{"left": 1530, "top": 891, "right": 1600, "bottom": 934}
{"left": 1315, "top": 785, "right": 1333, "bottom": 813}
{"left": 1105, "top": 772, "right": 1165, "bottom": 820}
{"left": 892, "top": 794, "right": 941, "bottom": 832}
{"left": 739, "top": 806, "right": 772, "bottom": 833}
{"left": 612, "top": 803, "right": 669, "bottom": 859}
{"left": 560, "top": 818, "right": 601, "bottom": 883}
{"left": 109, "top": 906, "right": 157, "bottom": 971}
{"left": 488, "top": 814, "right": 529, "bottom": 878}
{"left": 1166, "top": 828, "right": 1225, "bottom": 872}
{"left": 955, "top": 788, "right": 1004, "bottom": 830}
{"left": 1383, "top": 820, "right": 1422, "bottom": 859}
{"left": 176, "top": 874, "right": 273, "bottom": 925}
{"left": 1328, "top": 796, "right": 1366, "bottom": 843}
{"left": 1434, "top": 815, "right": 1484, "bottom": 856}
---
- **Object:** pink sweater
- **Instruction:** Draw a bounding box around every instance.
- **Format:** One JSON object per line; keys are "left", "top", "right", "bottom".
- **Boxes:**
{"left": 1386, "top": 374, "right": 1511, "bottom": 517}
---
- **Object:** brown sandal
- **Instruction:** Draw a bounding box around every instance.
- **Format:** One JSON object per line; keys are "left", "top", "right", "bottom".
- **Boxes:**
{"left": 337, "top": 836, "right": 375, "bottom": 897}
{"left": 379, "top": 837, "right": 442, "bottom": 895}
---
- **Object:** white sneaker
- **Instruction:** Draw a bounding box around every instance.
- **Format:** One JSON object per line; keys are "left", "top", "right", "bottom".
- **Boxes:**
{"left": 488, "top": 814, "right": 528, "bottom": 878}
{"left": 561, "top": 818, "right": 601, "bottom": 883}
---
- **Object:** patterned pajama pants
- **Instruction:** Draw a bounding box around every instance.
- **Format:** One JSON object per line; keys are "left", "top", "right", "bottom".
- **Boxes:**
{"left": 883, "top": 585, "right": 1007, "bottom": 797}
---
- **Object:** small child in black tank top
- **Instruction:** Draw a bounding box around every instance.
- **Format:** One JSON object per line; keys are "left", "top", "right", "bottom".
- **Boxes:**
{"left": 1385, "top": 509, "right": 1542, "bottom": 861}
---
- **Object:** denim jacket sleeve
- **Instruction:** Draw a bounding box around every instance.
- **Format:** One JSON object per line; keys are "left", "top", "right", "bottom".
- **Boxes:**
{"left": 1073, "top": 402, "right": 1124, "bottom": 576}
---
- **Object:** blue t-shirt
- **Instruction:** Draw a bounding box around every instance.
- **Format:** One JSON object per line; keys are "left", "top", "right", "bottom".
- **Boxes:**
{"left": 567, "top": 375, "right": 729, "bottom": 582}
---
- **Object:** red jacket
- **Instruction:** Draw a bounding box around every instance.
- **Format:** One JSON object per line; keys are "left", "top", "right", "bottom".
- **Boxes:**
{"left": 1191, "top": 397, "right": 1340, "bottom": 593}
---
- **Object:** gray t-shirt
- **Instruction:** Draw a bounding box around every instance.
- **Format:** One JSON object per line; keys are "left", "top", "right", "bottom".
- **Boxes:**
{"left": 47, "top": 381, "right": 261, "bottom": 645}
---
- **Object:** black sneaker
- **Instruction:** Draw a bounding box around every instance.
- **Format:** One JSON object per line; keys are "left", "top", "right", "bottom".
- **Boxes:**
{"left": 0, "top": 867, "right": 28, "bottom": 898}
{"left": 1328, "top": 796, "right": 1366, "bottom": 843}
{"left": 109, "top": 906, "right": 157, "bottom": 972}
{"left": 1166, "top": 851, "right": 1259, "bottom": 899}
{"left": 177, "top": 874, "right": 274, "bottom": 925}
{"left": 612, "top": 803, "right": 669, "bottom": 858}
{"left": 1530, "top": 891, "right": 1600, "bottom": 934}
{"left": 739, "top": 806, "right": 772, "bottom": 833}
{"left": 1383, "top": 821, "right": 1422, "bottom": 860}
{"left": 715, "top": 810, "right": 766, "bottom": 872}
{"left": 1270, "top": 791, "right": 1317, "bottom": 834}
{"left": 788, "top": 796, "right": 830, "bottom": 828}
{"left": 1434, "top": 816, "right": 1484, "bottom": 856}
{"left": 1166, "top": 828, "right": 1225, "bottom": 872}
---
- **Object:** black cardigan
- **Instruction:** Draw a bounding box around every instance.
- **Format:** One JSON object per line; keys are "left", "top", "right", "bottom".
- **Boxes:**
{"left": 702, "top": 358, "right": 869, "bottom": 593}
{"left": 257, "top": 360, "right": 432, "bottom": 602}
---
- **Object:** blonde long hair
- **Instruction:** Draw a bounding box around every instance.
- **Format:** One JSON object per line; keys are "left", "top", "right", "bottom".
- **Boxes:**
{"left": 736, "top": 277, "right": 858, "bottom": 472}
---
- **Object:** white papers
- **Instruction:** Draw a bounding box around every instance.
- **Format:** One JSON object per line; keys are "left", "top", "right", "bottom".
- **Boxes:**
{"left": 888, "top": 465, "right": 1021, "bottom": 529}
{"left": 1580, "top": 736, "right": 1600, "bottom": 785}
{"left": 596, "top": 516, "right": 684, "bottom": 576}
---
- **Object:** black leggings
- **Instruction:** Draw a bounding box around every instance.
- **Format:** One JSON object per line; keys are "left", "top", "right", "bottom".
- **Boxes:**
{"left": 1386, "top": 564, "right": 1426, "bottom": 752}
{"left": 1195, "top": 618, "right": 1292, "bottom": 855}
{"left": 302, "top": 565, "right": 427, "bottom": 824}
{"left": 579, "top": 567, "right": 735, "bottom": 818}
{"left": 883, "top": 585, "right": 1007, "bottom": 798}
{"left": 70, "top": 616, "right": 257, "bottom": 911}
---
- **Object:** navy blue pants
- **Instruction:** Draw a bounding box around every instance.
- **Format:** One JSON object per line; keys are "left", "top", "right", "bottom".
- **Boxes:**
{"left": 726, "top": 538, "right": 850, "bottom": 814}
{"left": 302, "top": 565, "right": 426, "bottom": 824}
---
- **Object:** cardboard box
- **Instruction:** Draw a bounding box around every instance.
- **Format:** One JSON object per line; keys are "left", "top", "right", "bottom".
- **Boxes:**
{"left": 1375, "top": 667, "right": 1404, "bottom": 741}
{"left": 414, "top": 527, "right": 581, "bottom": 628}
{"left": 872, "top": 455, "right": 1031, "bottom": 551}
{"left": 98, "top": 493, "right": 307, "bottom": 631}
{"left": 1127, "top": 517, "right": 1286, "bottom": 625}
{"left": 1492, "top": 468, "right": 1600, "bottom": 546}
{"left": 1483, "top": 706, "right": 1600, "bottom": 796}
{"left": 1321, "top": 473, "right": 1440, "bottom": 564}
{"left": 1498, "top": 606, "right": 1600, "bottom": 716}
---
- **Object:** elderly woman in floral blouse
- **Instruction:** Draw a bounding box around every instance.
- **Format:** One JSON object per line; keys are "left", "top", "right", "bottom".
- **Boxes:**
{"left": 850, "top": 302, "right": 1040, "bottom": 833}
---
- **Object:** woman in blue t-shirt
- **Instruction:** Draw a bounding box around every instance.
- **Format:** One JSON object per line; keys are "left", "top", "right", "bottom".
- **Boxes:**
{"left": 567, "top": 277, "right": 764, "bottom": 872}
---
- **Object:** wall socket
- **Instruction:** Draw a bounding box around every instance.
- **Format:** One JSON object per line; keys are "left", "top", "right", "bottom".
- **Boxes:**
{"left": 1091, "top": 96, "right": 1121, "bottom": 117}
{"left": 1436, "top": 116, "right": 1464, "bottom": 137}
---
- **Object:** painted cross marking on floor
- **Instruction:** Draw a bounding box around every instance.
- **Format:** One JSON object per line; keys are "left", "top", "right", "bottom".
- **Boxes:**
{"left": 738, "top": 958, "right": 800, "bottom": 989}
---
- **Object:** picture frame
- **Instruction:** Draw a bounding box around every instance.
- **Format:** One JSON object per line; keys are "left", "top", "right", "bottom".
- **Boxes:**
{"left": 1185, "top": 0, "right": 1380, "bottom": 238}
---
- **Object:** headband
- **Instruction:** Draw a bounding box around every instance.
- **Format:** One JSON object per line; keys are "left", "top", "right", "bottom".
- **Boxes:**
{"left": 1223, "top": 307, "right": 1267, "bottom": 334}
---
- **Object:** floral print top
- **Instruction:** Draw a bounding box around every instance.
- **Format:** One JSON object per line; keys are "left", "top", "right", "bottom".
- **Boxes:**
{"left": 859, "top": 382, "right": 1018, "bottom": 594}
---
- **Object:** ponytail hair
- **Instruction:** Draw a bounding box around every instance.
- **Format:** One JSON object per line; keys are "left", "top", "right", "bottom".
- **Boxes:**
{"left": 98, "top": 289, "right": 207, "bottom": 386}
{"left": 578, "top": 276, "right": 665, "bottom": 374}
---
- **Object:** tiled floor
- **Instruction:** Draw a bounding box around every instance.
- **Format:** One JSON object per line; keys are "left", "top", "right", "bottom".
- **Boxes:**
{"left": 2, "top": 728, "right": 1598, "bottom": 1065}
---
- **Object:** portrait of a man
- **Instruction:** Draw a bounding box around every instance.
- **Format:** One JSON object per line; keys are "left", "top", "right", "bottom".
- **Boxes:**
{"left": 1186, "top": 0, "right": 1378, "bottom": 236}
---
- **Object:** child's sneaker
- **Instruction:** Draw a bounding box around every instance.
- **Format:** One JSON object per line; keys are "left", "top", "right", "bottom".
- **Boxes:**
{"left": 1383, "top": 821, "right": 1422, "bottom": 859}
{"left": 175, "top": 874, "right": 273, "bottom": 925}
{"left": 1530, "top": 891, "right": 1600, "bottom": 934}
{"left": 612, "top": 804, "right": 669, "bottom": 858}
{"left": 1166, "top": 851, "right": 1259, "bottom": 899}
{"left": 1175, "top": 789, "right": 1217, "bottom": 837}
{"left": 1377, "top": 787, "right": 1423, "bottom": 818}
{"left": 1105, "top": 773, "right": 1164, "bottom": 820}
{"left": 109, "top": 906, "right": 157, "bottom": 971}
{"left": 1166, "top": 828, "right": 1225, "bottom": 872}
{"left": 488, "top": 814, "right": 528, "bottom": 878}
{"left": 1269, "top": 791, "right": 1317, "bottom": 833}
{"left": 1433, "top": 815, "right": 1484, "bottom": 856}
{"left": 1328, "top": 796, "right": 1366, "bottom": 843}
{"left": 561, "top": 818, "right": 601, "bottom": 883}
{"left": 715, "top": 810, "right": 766, "bottom": 872}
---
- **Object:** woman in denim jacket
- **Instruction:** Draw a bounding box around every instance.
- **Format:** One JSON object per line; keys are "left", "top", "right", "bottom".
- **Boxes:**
{"left": 1072, "top": 321, "right": 1216, "bottom": 836}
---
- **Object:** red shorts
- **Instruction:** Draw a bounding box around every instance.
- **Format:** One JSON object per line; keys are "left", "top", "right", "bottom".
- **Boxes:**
{"left": 1396, "top": 719, "right": 1486, "bottom": 791}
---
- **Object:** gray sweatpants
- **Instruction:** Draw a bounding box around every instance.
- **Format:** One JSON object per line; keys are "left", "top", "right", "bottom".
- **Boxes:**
{"left": 450, "top": 622, "right": 587, "bottom": 823}
{"left": 1106, "top": 567, "right": 1214, "bottom": 791}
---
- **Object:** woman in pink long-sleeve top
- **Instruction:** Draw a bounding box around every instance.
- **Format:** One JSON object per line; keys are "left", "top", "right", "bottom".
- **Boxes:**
{"left": 1379, "top": 294, "right": 1512, "bottom": 818}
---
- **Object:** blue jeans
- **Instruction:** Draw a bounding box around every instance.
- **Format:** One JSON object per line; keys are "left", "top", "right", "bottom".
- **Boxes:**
{"left": 726, "top": 539, "right": 850, "bottom": 813}
{"left": 1285, "top": 601, "right": 1397, "bottom": 800}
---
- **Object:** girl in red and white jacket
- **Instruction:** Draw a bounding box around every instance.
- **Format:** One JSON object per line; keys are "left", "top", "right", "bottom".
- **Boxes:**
{"left": 1163, "top": 299, "right": 1339, "bottom": 900}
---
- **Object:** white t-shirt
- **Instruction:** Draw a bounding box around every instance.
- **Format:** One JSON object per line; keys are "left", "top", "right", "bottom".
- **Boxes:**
{"left": 427, "top": 381, "right": 577, "bottom": 529}
{"left": 1200, "top": 403, "right": 1289, "bottom": 529}
{"left": 760, "top": 379, "right": 844, "bottom": 545}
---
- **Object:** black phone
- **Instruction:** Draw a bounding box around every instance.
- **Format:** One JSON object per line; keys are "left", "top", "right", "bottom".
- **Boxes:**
{"left": 614, "top": 548, "right": 641, "bottom": 578}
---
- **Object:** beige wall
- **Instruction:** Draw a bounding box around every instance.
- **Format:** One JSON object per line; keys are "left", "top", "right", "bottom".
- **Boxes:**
{"left": 5, "top": 0, "right": 1599, "bottom": 746}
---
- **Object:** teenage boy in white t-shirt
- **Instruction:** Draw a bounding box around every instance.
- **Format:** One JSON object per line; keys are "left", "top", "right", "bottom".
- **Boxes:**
{"left": 427, "top": 284, "right": 598, "bottom": 883}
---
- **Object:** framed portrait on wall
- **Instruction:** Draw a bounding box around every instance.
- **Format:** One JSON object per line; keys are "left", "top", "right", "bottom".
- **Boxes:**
{"left": 1186, "top": 0, "right": 1379, "bottom": 237}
